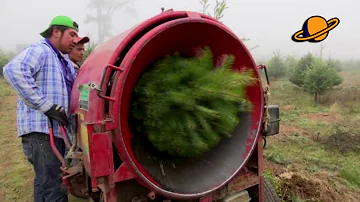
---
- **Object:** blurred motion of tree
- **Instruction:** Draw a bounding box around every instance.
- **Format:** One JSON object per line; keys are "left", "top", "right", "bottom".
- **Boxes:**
{"left": 266, "top": 50, "right": 286, "bottom": 79}
{"left": 84, "top": 0, "right": 137, "bottom": 43}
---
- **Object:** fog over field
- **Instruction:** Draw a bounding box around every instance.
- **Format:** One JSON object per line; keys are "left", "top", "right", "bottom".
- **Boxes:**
{"left": 0, "top": 0, "right": 358, "bottom": 60}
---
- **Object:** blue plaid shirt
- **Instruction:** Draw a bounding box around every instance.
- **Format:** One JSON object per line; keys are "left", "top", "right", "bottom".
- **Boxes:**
{"left": 2, "top": 39, "right": 76, "bottom": 139}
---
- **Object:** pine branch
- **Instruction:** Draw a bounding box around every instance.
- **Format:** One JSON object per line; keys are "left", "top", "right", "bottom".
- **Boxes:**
{"left": 131, "top": 47, "right": 256, "bottom": 158}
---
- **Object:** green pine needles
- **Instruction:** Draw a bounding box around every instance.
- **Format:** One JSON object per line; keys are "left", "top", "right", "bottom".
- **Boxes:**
{"left": 131, "top": 47, "right": 256, "bottom": 158}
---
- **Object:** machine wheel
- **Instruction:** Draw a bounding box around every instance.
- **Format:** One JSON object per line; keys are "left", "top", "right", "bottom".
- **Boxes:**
{"left": 264, "top": 178, "right": 281, "bottom": 202}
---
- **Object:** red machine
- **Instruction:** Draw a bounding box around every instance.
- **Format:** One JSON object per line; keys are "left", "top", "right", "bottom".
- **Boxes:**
{"left": 53, "top": 9, "right": 280, "bottom": 202}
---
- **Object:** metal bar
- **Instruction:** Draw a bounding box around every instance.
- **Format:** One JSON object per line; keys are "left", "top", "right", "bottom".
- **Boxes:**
{"left": 263, "top": 66, "right": 270, "bottom": 86}
{"left": 97, "top": 64, "right": 124, "bottom": 101}
{"left": 65, "top": 115, "right": 78, "bottom": 159}
{"left": 60, "top": 125, "right": 72, "bottom": 149}
{"left": 47, "top": 118, "right": 66, "bottom": 167}
{"left": 256, "top": 65, "right": 270, "bottom": 86}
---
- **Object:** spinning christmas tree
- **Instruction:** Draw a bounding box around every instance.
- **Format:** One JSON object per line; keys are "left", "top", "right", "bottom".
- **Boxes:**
{"left": 131, "top": 47, "right": 256, "bottom": 158}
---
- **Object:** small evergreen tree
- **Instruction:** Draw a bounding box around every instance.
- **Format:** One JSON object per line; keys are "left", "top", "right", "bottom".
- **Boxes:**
{"left": 289, "top": 53, "right": 314, "bottom": 87}
{"left": 131, "top": 47, "right": 256, "bottom": 158}
{"left": 303, "top": 58, "right": 343, "bottom": 102}
{"left": 266, "top": 51, "right": 286, "bottom": 79}
{"left": 284, "top": 55, "right": 298, "bottom": 77}
{"left": 326, "top": 58, "right": 342, "bottom": 72}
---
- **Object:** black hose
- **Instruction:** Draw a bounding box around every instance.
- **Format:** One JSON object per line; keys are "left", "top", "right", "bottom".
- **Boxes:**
{"left": 263, "top": 135, "right": 267, "bottom": 149}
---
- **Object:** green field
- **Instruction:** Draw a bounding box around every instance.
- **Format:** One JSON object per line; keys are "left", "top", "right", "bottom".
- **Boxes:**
{"left": 0, "top": 79, "right": 85, "bottom": 202}
{"left": 0, "top": 69, "right": 359, "bottom": 201}
{"left": 264, "top": 69, "right": 360, "bottom": 201}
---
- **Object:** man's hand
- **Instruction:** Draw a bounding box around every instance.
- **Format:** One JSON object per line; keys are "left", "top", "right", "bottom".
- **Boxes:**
{"left": 45, "top": 104, "right": 68, "bottom": 125}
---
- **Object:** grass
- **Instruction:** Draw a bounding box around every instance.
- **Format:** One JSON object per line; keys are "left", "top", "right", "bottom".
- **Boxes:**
{"left": 339, "top": 164, "right": 360, "bottom": 188}
{"left": 264, "top": 70, "right": 360, "bottom": 201}
{"left": 338, "top": 69, "right": 360, "bottom": 87}
{"left": 0, "top": 78, "right": 33, "bottom": 201}
{"left": 0, "top": 78, "right": 85, "bottom": 202}
{"left": 265, "top": 135, "right": 359, "bottom": 172}
{"left": 0, "top": 78, "right": 13, "bottom": 97}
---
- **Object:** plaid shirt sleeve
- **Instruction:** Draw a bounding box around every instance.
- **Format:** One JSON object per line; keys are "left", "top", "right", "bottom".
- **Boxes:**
{"left": 2, "top": 45, "right": 53, "bottom": 113}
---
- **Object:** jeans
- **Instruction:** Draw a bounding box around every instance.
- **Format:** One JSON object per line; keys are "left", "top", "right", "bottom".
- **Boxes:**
{"left": 21, "top": 132, "right": 68, "bottom": 202}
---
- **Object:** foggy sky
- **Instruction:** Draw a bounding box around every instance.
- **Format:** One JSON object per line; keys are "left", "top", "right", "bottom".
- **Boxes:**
{"left": 0, "top": 0, "right": 358, "bottom": 61}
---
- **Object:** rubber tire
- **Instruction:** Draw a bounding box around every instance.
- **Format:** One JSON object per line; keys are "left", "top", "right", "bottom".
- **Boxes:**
{"left": 264, "top": 178, "right": 281, "bottom": 202}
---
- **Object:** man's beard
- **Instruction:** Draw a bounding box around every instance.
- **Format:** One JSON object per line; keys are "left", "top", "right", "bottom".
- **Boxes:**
{"left": 58, "top": 36, "right": 73, "bottom": 54}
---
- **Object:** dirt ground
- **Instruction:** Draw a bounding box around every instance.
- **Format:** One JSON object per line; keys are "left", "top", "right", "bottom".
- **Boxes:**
{"left": 265, "top": 123, "right": 360, "bottom": 202}
{"left": 304, "top": 113, "right": 342, "bottom": 124}
{"left": 265, "top": 159, "right": 360, "bottom": 202}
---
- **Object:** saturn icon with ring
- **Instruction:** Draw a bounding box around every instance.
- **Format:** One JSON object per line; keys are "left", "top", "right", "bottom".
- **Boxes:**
{"left": 291, "top": 15, "right": 340, "bottom": 43}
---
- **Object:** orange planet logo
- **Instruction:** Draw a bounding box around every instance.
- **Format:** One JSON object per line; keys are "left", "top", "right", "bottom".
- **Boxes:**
{"left": 291, "top": 15, "right": 340, "bottom": 43}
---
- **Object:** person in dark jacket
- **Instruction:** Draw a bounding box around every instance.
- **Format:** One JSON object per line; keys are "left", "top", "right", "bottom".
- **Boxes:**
{"left": 69, "top": 36, "right": 89, "bottom": 73}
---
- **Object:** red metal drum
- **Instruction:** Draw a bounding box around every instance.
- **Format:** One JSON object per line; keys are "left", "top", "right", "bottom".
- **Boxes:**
{"left": 70, "top": 10, "right": 264, "bottom": 200}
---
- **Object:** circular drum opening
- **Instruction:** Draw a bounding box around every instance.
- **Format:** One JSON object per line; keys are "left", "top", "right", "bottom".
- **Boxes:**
{"left": 117, "top": 18, "right": 263, "bottom": 197}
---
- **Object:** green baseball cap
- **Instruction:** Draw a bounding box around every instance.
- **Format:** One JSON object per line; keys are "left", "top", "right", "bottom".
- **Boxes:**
{"left": 40, "top": 16, "right": 79, "bottom": 38}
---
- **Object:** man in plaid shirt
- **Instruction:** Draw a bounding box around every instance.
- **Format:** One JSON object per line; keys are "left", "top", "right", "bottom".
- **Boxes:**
{"left": 2, "top": 16, "right": 79, "bottom": 202}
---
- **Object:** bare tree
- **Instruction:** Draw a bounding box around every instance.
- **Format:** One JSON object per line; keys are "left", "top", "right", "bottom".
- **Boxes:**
{"left": 199, "top": 0, "right": 227, "bottom": 22}
{"left": 85, "top": 0, "right": 136, "bottom": 43}
{"left": 200, "top": 0, "right": 228, "bottom": 21}
{"left": 320, "top": 43, "right": 324, "bottom": 59}
{"left": 199, "top": 0, "right": 258, "bottom": 50}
